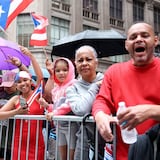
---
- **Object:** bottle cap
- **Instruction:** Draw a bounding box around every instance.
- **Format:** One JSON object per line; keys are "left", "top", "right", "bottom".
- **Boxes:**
{"left": 118, "top": 102, "right": 126, "bottom": 107}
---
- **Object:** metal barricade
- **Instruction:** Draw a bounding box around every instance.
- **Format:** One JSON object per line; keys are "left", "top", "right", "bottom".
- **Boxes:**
{"left": 0, "top": 115, "right": 49, "bottom": 160}
{"left": 0, "top": 115, "right": 116, "bottom": 160}
{"left": 53, "top": 115, "right": 116, "bottom": 160}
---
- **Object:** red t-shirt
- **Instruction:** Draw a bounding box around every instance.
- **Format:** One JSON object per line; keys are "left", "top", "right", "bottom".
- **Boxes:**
{"left": 92, "top": 57, "right": 160, "bottom": 160}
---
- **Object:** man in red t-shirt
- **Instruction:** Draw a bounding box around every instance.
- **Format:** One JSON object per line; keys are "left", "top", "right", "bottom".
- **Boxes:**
{"left": 92, "top": 22, "right": 160, "bottom": 160}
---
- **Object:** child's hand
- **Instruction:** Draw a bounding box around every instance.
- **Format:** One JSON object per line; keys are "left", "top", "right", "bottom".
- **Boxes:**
{"left": 46, "top": 112, "right": 54, "bottom": 121}
{"left": 39, "top": 97, "right": 49, "bottom": 108}
{"left": 45, "top": 58, "right": 53, "bottom": 75}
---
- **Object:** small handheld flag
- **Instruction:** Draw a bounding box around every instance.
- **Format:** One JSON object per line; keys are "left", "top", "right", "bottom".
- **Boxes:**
{"left": 27, "top": 82, "right": 43, "bottom": 106}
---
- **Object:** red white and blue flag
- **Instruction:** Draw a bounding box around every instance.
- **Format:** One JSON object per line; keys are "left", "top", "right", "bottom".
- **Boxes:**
{"left": 27, "top": 82, "right": 43, "bottom": 106}
{"left": 30, "top": 12, "right": 49, "bottom": 46}
{"left": 0, "top": 0, "right": 33, "bottom": 29}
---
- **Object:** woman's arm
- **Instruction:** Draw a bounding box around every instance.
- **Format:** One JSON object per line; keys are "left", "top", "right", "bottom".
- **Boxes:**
{"left": 0, "top": 107, "right": 28, "bottom": 120}
{"left": 0, "top": 96, "right": 28, "bottom": 119}
{"left": 19, "top": 46, "right": 43, "bottom": 85}
{"left": 0, "top": 96, "right": 18, "bottom": 111}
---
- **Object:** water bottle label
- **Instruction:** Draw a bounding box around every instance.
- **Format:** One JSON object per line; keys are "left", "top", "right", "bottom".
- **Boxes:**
{"left": 104, "top": 143, "right": 113, "bottom": 160}
{"left": 49, "top": 128, "right": 56, "bottom": 140}
{"left": 121, "top": 128, "right": 137, "bottom": 144}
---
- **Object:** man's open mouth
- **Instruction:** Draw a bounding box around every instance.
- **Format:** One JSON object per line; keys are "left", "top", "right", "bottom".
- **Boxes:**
{"left": 135, "top": 47, "right": 145, "bottom": 52}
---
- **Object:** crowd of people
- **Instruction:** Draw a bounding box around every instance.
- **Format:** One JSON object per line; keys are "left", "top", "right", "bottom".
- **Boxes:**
{"left": 0, "top": 21, "right": 160, "bottom": 160}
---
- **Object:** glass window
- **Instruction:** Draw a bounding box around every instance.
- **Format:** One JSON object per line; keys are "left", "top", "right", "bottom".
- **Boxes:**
{"left": 110, "top": 0, "right": 122, "bottom": 19}
{"left": 83, "top": 0, "right": 98, "bottom": 12}
{"left": 154, "top": 6, "right": 160, "bottom": 54}
{"left": 50, "top": 17, "right": 69, "bottom": 45}
{"left": 154, "top": 6, "right": 160, "bottom": 34}
{"left": 61, "top": 0, "right": 70, "bottom": 4}
{"left": 108, "top": 54, "right": 130, "bottom": 62}
{"left": 52, "top": 0, "right": 69, "bottom": 4}
{"left": 83, "top": 25, "right": 98, "bottom": 30}
{"left": 17, "top": 14, "right": 33, "bottom": 47}
{"left": 17, "top": 14, "right": 34, "bottom": 47}
{"left": 133, "top": 0, "right": 144, "bottom": 22}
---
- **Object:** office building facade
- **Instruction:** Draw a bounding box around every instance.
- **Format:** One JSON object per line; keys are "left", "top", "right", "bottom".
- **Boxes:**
{"left": 3, "top": 0, "right": 160, "bottom": 71}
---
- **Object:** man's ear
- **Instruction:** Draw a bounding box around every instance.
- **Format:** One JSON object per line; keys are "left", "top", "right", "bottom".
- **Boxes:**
{"left": 125, "top": 40, "right": 128, "bottom": 51}
{"left": 154, "top": 35, "right": 159, "bottom": 47}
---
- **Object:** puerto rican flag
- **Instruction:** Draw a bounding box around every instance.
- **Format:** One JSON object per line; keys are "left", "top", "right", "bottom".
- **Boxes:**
{"left": 0, "top": 0, "right": 33, "bottom": 29}
{"left": 30, "top": 12, "right": 49, "bottom": 46}
{"left": 27, "top": 81, "right": 43, "bottom": 107}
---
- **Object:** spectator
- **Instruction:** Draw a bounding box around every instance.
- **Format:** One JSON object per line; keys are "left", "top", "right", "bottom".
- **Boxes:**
{"left": 0, "top": 46, "right": 44, "bottom": 160}
{"left": 0, "top": 55, "right": 33, "bottom": 160}
{"left": 65, "top": 45, "right": 104, "bottom": 160}
{"left": 92, "top": 22, "right": 160, "bottom": 160}
{"left": 0, "top": 71, "right": 18, "bottom": 160}
{"left": 0, "top": 71, "right": 18, "bottom": 98}
{"left": 40, "top": 57, "right": 78, "bottom": 160}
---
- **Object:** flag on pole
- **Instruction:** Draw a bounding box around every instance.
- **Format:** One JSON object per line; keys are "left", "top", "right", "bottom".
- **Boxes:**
{"left": 30, "top": 27, "right": 48, "bottom": 46}
{"left": 31, "top": 12, "right": 49, "bottom": 29}
{"left": 27, "top": 81, "right": 43, "bottom": 106}
{"left": 30, "top": 12, "right": 49, "bottom": 46}
{"left": 0, "top": 0, "right": 33, "bottom": 29}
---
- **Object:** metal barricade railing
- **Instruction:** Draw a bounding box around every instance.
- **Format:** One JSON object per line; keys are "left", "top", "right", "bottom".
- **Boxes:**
{"left": 0, "top": 115, "right": 49, "bottom": 160}
{"left": 0, "top": 115, "right": 116, "bottom": 160}
{"left": 53, "top": 115, "right": 116, "bottom": 160}
{"left": 53, "top": 115, "right": 94, "bottom": 160}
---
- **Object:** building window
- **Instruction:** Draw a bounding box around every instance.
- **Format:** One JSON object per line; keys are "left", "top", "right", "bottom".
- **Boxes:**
{"left": 110, "top": 0, "right": 122, "bottom": 20}
{"left": 83, "top": 25, "right": 98, "bottom": 30}
{"left": 52, "top": 0, "right": 70, "bottom": 4}
{"left": 83, "top": 0, "right": 98, "bottom": 13}
{"left": 61, "top": 0, "right": 69, "bottom": 3}
{"left": 83, "top": 0, "right": 98, "bottom": 20}
{"left": 108, "top": 54, "right": 128, "bottom": 63}
{"left": 133, "top": 0, "right": 144, "bottom": 22}
{"left": 154, "top": 6, "right": 160, "bottom": 34}
{"left": 154, "top": 6, "right": 160, "bottom": 54}
{"left": 109, "top": 0, "right": 123, "bottom": 28}
{"left": 50, "top": 17, "right": 69, "bottom": 45}
{"left": 51, "top": 0, "right": 70, "bottom": 12}
{"left": 17, "top": 14, "right": 33, "bottom": 47}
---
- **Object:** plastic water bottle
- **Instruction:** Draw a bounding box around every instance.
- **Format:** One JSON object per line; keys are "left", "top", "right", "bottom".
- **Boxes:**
{"left": 117, "top": 101, "right": 137, "bottom": 144}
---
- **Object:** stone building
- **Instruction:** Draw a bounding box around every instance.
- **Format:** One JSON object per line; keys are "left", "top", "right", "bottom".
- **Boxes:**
{"left": 2, "top": 0, "right": 160, "bottom": 72}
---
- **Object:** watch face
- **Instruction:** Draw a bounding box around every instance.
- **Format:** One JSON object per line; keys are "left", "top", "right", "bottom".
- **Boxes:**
{"left": 19, "top": 96, "right": 27, "bottom": 108}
